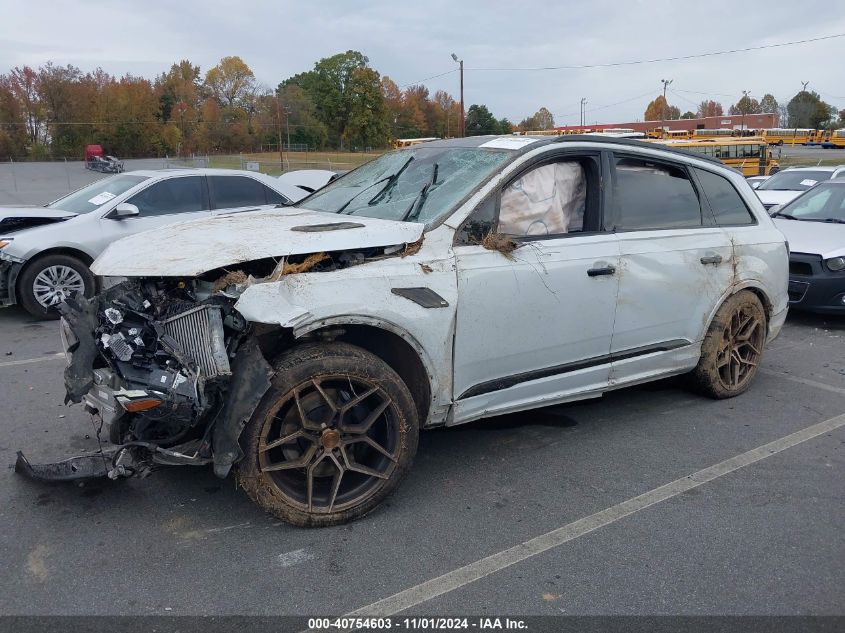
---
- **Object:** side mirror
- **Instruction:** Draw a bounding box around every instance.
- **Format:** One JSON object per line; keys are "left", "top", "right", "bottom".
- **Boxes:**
{"left": 112, "top": 202, "right": 139, "bottom": 218}
{"left": 750, "top": 181, "right": 761, "bottom": 189}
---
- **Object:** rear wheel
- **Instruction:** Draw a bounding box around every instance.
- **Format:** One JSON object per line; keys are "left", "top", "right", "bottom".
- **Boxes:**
{"left": 18, "top": 254, "right": 95, "bottom": 320}
{"left": 236, "top": 342, "right": 419, "bottom": 527}
{"left": 691, "top": 291, "right": 767, "bottom": 399}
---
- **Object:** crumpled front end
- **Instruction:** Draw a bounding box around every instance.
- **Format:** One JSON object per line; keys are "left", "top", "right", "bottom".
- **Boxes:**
{"left": 17, "top": 277, "right": 274, "bottom": 482}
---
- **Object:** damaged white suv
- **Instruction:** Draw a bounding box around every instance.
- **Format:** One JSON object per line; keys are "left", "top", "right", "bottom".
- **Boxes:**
{"left": 17, "top": 136, "right": 789, "bottom": 527}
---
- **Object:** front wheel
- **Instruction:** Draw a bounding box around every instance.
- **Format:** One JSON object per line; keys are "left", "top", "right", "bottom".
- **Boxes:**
{"left": 17, "top": 254, "right": 96, "bottom": 320}
{"left": 236, "top": 342, "right": 419, "bottom": 527}
{"left": 691, "top": 291, "right": 767, "bottom": 399}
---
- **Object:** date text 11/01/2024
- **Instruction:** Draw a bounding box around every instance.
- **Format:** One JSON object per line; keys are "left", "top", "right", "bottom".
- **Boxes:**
{"left": 307, "top": 617, "right": 529, "bottom": 630}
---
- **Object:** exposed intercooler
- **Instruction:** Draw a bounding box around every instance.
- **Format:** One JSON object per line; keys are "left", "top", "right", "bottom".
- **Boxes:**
{"left": 162, "top": 305, "right": 231, "bottom": 378}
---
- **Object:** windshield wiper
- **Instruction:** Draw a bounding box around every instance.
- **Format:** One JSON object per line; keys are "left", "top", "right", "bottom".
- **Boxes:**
{"left": 772, "top": 211, "right": 796, "bottom": 219}
{"left": 368, "top": 156, "right": 414, "bottom": 206}
{"left": 401, "top": 163, "right": 439, "bottom": 223}
{"left": 335, "top": 174, "right": 395, "bottom": 215}
{"left": 823, "top": 217, "right": 845, "bottom": 224}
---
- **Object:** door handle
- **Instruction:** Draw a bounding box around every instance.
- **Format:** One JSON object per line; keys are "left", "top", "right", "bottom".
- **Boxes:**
{"left": 700, "top": 254, "right": 723, "bottom": 265}
{"left": 587, "top": 265, "right": 616, "bottom": 277}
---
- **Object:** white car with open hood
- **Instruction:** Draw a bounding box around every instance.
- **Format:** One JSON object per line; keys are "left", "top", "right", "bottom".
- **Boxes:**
{"left": 17, "top": 135, "right": 788, "bottom": 527}
{"left": 0, "top": 168, "right": 308, "bottom": 318}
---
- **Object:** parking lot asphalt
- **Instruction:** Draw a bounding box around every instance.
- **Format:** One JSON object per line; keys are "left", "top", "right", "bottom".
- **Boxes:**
{"left": 0, "top": 304, "right": 843, "bottom": 618}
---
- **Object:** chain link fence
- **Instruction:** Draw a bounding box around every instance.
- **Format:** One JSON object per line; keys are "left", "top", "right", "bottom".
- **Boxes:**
{"left": 163, "top": 151, "right": 383, "bottom": 176}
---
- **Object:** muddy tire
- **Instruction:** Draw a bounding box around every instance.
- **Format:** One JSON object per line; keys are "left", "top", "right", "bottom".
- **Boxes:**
{"left": 18, "top": 254, "right": 96, "bottom": 320}
{"left": 691, "top": 290, "right": 767, "bottom": 399}
{"left": 236, "top": 342, "right": 419, "bottom": 527}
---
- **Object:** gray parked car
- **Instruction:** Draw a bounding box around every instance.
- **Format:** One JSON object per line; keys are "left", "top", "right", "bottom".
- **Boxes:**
{"left": 0, "top": 169, "right": 308, "bottom": 318}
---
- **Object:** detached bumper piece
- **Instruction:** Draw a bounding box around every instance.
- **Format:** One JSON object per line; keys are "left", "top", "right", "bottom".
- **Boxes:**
{"left": 15, "top": 450, "right": 113, "bottom": 482}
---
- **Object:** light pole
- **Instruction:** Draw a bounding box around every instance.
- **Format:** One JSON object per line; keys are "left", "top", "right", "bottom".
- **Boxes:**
{"left": 794, "top": 81, "right": 810, "bottom": 145}
{"left": 580, "top": 97, "right": 587, "bottom": 127}
{"left": 660, "top": 78, "right": 673, "bottom": 138}
{"left": 451, "top": 53, "right": 464, "bottom": 137}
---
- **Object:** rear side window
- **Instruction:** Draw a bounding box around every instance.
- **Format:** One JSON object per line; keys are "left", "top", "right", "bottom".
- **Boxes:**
{"left": 209, "top": 176, "right": 268, "bottom": 209}
{"left": 612, "top": 157, "right": 702, "bottom": 230}
{"left": 695, "top": 169, "right": 756, "bottom": 225}
{"left": 128, "top": 176, "right": 205, "bottom": 216}
{"left": 265, "top": 186, "right": 291, "bottom": 205}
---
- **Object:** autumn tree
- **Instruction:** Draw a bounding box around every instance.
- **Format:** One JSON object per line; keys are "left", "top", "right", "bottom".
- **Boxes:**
{"left": 0, "top": 74, "right": 29, "bottom": 157}
{"left": 696, "top": 100, "right": 723, "bottom": 118}
{"left": 729, "top": 95, "right": 761, "bottom": 116}
{"left": 204, "top": 56, "right": 255, "bottom": 109}
{"left": 8, "top": 66, "right": 42, "bottom": 145}
{"left": 644, "top": 95, "right": 679, "bottom": 121}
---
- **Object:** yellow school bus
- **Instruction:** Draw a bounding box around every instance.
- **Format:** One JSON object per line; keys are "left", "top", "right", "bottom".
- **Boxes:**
{"left": 823, "top": 129, "right": 845, "bottom": 148}
{"left": 691, "top": 128, "right": 737, "bottom": 140}
{"left": 649, "top": 138, "right": 779, "bottom": 176}
{"left": 760, "top": 128, "right": 815, "bottom": 145}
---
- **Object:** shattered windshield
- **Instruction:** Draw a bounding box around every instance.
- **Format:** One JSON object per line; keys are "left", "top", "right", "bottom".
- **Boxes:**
{"left": 47, "top": 175, "right": 149, "bottom": 214}
{"left": 298, "top": 146, "right": 513, "bottom": 224}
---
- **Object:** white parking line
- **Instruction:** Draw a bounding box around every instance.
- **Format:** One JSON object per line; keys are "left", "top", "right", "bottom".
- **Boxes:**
{"left": 0, "top": 353, "right": 64, "bottom": 368}
{"left": 761, "top": 368, "right": 845, "bottom": 396}
{"left": 329, "top": 412, "right": 845, "bottom": 625}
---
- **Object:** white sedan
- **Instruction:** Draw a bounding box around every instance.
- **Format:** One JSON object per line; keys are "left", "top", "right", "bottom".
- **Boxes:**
{"left": 0, "top": 169, "right": 308, "bottom": 318}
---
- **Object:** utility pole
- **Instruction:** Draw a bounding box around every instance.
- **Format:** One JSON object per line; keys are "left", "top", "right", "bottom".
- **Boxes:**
{"left": 284, "top": 106, "right": 291, "bottom": 153}
{"left": 276, "top": 96, "right": 284, "bottom": 168}
{"left": 741, "top": 90, "right": 751, "bottom": 135}
{"left": 660, "top": 78, "right": 673, "bottom": 138}
{"left": 580, "top": 97, "right": 587, "bottom": 127}
{"left": 452, "top": 53, "right": 464, "bottom": 137}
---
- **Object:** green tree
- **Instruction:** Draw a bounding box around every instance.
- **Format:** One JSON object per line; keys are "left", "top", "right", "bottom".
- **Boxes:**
{"left": 680, "top": 111, "right": 696, "bottom": 119}
{"left": 787, "top": 91, "right": 835, "bottom": 128}
{"left": 466, "top": 104, "right": 504, "bottom": 135}
{"left": 759, "top": 94, "right": 778, "bottom": 114}
{"left": 345, "top": 67, "right": 389, "bottom": 149}
{"left": 284, "top": 50, "right": 370, "bottom": 148}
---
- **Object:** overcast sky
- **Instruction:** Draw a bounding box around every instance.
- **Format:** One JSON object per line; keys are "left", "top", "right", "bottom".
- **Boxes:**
{"left": 2, "top": 0, "right": 843, "bottom": 125}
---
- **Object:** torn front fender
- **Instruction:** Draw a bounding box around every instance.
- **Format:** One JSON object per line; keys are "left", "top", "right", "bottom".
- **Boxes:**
{"left": 211, "top": 337, "right": 274, "bottom": 478}
{"left": 58, "top": 294, "right": 100, "bottom": 404}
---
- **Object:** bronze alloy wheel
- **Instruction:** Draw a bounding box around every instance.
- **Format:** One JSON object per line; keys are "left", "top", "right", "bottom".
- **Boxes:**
{"left": 692, "top": 290, "right": 768, "bottom": 399}
{"left": 237, "top": 342, "right": 418, "bottom": 527}
{"left": 257, "top": 375, "right": 401, "bottom": 514}
{"left": 714, "top": 302, "right": 766, "bottom": 392}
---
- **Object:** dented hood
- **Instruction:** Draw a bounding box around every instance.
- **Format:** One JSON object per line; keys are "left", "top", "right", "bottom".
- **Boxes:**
{"left": 92, "top": 207, "right": 424, "bottom": 277}
{"left": 0, "top": 206, "right": 76, "bottom": 234}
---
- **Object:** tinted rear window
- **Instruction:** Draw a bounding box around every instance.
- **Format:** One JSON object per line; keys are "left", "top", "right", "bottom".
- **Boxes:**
{"left": 695, "top": 169, "right": 755, "bottom": 225}
{"left": 209, "top": 176, "right": 268, "bottom": 208}
{"left": 612, "top": 157, "right": 702, "bottom": 230}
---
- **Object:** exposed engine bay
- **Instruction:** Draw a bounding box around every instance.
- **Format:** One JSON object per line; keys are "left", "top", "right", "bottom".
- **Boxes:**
{"left": 17, "top": 275, "right": 276, "bottom": 482}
